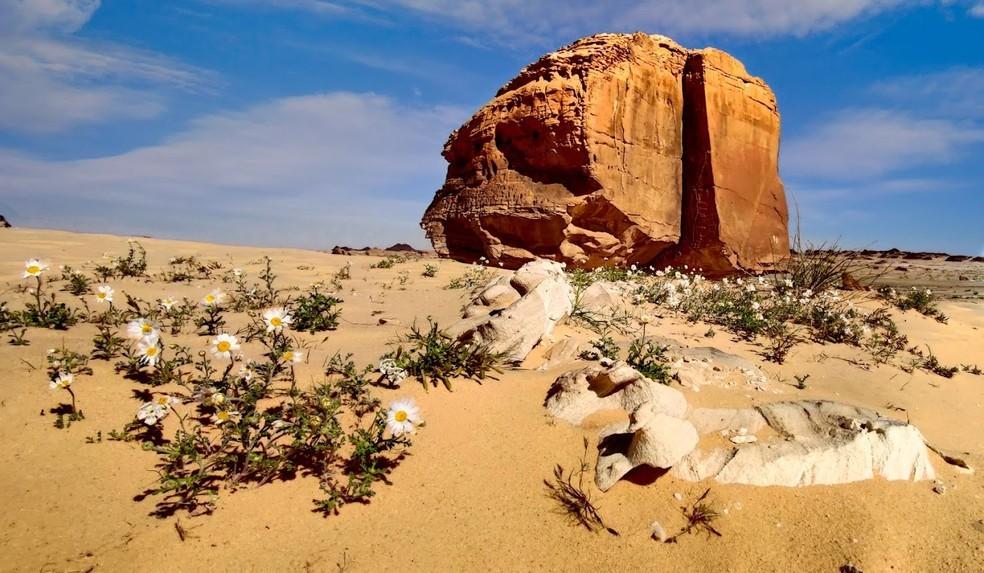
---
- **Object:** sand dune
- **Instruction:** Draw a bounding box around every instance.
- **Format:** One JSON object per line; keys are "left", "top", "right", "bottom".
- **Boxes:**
{"left": 1, "top": 228, "right": 982, "bottom": 572}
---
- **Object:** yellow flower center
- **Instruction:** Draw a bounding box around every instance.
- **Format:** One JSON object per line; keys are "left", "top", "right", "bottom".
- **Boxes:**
{"left": 282, "top": 351, "right": 294, "bottom": 362}
{"left": 270, "top": 317, "right": 282, "bottom": 327}
{"left": 394, "top": 410, "right": 408, "bottom": 422}
{"left": 97, "top": 293, "right": 106, "bottom": 299}
{"left": 145, "top": 346, "right": 158, "bottom": 357}
{"left": 217, "top": 411, "right": 230, "bottom": 421}
{"left": 155, "top": 396, "right": 170, "bottom": 405}
{"left": 142, "top": 323, "right": 153, "bottom": 334}
{"left": 217, "top": 341, "right": 231, "bottom": 353}
{"left": 205, "top": 295, "right": 215, "bottom": 303}
{"left": 27, "top": 265, "right": 40, "bottom": 274}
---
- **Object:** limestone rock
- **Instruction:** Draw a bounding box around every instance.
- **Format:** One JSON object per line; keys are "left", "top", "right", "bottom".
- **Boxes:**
{"left": 453, "top": 260, "right": 573, "bottom": 364}
{"left": 673, "top": 401, "right": 936, "bottom": 486}
{"left": 421, "top": 33, "right": 789, "bottom": 276}
{"left": 596, "top": 413, "right": 699, "bottom": 491}
{"left": 545, "top": 361, "right": 688, "bottom": 425}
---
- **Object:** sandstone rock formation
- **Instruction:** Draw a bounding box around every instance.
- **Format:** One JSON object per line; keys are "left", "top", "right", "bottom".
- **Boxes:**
{"left": 545, "top": 362, "right": 936, "bottom": 491}
{"left": 421, "top": 33, "right": 788, "bottom": 276}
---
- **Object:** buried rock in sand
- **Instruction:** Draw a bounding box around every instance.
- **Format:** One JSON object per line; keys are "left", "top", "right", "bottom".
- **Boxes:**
{"left": 546, "top": 361, "right": 937, "bottom": 491}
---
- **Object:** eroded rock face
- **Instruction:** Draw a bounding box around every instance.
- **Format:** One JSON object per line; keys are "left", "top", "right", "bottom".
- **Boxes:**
{"left": 421, "top": 33, "right": 788, "bottom": 276}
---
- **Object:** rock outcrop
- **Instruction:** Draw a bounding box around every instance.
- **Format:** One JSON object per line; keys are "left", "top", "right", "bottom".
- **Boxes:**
{"left": 546, "top": 362, "right": 936, "bottom": 491}
{"left": 0, "top": 214, "right": 10, "bottom": 228}
{"left": 450, "top": 260, "right": 573, "bottom": 364}
{"left": 421, "top": 33, "right": 788, "bottom": 276}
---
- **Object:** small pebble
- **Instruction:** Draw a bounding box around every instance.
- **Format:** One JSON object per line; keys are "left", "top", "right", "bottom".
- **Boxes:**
{"left": 933, "top": 480, "right": 947, "bottom": 495}
{"left": 649, "top": 520, "right": 668, "bottom": 542}
{"left": 673, "top": 492, "right": 683, "bottom": 502}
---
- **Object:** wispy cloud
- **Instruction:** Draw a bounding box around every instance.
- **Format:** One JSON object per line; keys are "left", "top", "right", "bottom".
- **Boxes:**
{"left": 782, "top": 108, "right": 984, "bottom": 180}
{"left": 869, "top": 67, "right": 984, "bottom": 118}
{"left": 226, "top": 0, "right": 944, "bottom": 43}
{"left": 0, "top": 93, "right": 466, "bottom": 248}
{"left": 0, "top": 0, "right": 215, "bottom": 133}
{"left": 970, "top": 2, "right": 984, "bottom": 17}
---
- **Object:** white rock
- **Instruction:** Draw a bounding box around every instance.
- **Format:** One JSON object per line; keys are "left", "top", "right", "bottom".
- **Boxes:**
{"left": 596, "top": 414, "right": 699, "bottom": 491}
{"left": 454, "top": 260, "right": 574, "bottom": 364}
{"left": 650, "top": 520, "right": 668, "bottom": 542}
{"left": 545, "top": 362, "right": 689, "bottom": 426}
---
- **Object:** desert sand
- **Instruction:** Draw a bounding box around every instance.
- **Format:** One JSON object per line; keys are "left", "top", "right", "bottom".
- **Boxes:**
{"left": 1, "top": 227, "right": 983, "bottom": 573}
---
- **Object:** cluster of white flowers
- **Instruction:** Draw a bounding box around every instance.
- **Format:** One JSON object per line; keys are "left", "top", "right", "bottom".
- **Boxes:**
{"left": 377, "top": 358, "right": 408, "bottom": 386}
{"left": 127, "top": 317, "right": 162, "bottom": 366}
{"left": 49, "top": 371, "right": 73, "bottom": 390}
{"left": 137, "top": 395, "right": 179, "bottom": 425}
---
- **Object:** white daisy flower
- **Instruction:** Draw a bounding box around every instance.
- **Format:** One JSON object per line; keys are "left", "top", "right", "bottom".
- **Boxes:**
{"left": 208, "top": 391, "right": 226, "bottom": 406}
{"left": 233, "top": 268, "right": 244, "bottom": 277}
{"left": 210, "top": 333, "right": 240, "bottom": 359}
{"left": 137, "top": 336, "right": 162, "bottom": 366}
{"left": 159, "top": 297, "right": 178, "bottom": 311}
{"left": 202, "top": 289, "right": 226, "bottom": 306}
{"left": 94, "top": 285, "right": 114, "bottom": 304}
{"left": 211, "top": 409, "right": 240, "bottom": 425}
{"left": 126, "top": 318, "right": 158, "bottom": 340}
{"left": 49, "top": 372, "right": 74, "bottom": 390}
{"left": 137, "top": 403, "right": 166, "bottom": 425}
{"left": 262, "top": 307, "right": 293, "bottom": 333}
{"left": 281, "top": 349, "right": 304, "bottom": 364}
{"left": 23, "top": 259, "right": 48, "bottom": 278}
{"left": 386, "top": 398, "right": 421, "bottom": 436}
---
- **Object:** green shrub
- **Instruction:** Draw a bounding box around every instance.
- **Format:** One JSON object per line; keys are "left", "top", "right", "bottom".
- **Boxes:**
{"left": 382, "top": 320, "right": 503, "bottom": 390}
{"left": 291, "top": 287, "right": 342, "bottom": 333}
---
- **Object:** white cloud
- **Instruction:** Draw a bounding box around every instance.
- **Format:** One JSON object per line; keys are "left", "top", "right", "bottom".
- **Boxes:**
{"left": 256, "top": 0, "right": 934, "bottom": 41}
{"left": 0, "top": 0, "right": 213, "bottom": 133}
{"left": 0, "top": 93, "right": 465, "bottom": 248}
{"left": 870, "top": 67, "right": 984, "bottom": 119}
{"left": 971, "top": 2, "right": 984, "bottom": 17}
{"left": 782, "top": 108, "right": 984, "bottom": 180}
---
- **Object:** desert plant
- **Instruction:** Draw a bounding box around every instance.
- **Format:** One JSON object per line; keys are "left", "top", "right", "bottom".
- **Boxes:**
{"left": 61, "top": 266, "right": 92, "bottom": 296}
{"left": 911, "top": 346, "right": 959, "bottom": 378}
{"left": 113, "top": 240, "right": 148, "bottom": 278}
{"left": 580, "top": 334, "right": 619, "bottom": 361}
{"left": 422, "top": 264, "right": 438, "bottom": 278}
{"left": 382, "top": 320, "right": 503, "bottom": 390}
{"left": 544, "top": 437, "right": 618, "bottom": 536}
{"left": 626, "top": 324, "right": 672, "bottom": 383}
{"left": 20, "top": 260, "right": 78, "bottom": 330}
{"left": 291, "top": 286, "right": 342, "bottom": 333}
{"left": 879, "top": 286, "right": 947, "bottom": 323}
{"left": 666, "top": 488, "right": 723, "bottom": 542}
{"left": 445, "top": 266, "right": 494, "bottom": 290}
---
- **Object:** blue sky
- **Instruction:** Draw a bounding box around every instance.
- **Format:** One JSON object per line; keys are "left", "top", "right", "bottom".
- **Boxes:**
{"left": 0, "top": 0, "right": 982, "bottom": 255}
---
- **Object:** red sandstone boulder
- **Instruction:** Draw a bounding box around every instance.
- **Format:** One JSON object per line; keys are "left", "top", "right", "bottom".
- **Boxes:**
{"left": 421, "top": 33, "right": 789, "bottom": 276}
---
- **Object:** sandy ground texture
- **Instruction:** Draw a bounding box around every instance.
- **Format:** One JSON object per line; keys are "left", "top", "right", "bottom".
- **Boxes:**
{"left": 1, "top": 228, "right": 983, "bottom": 573}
